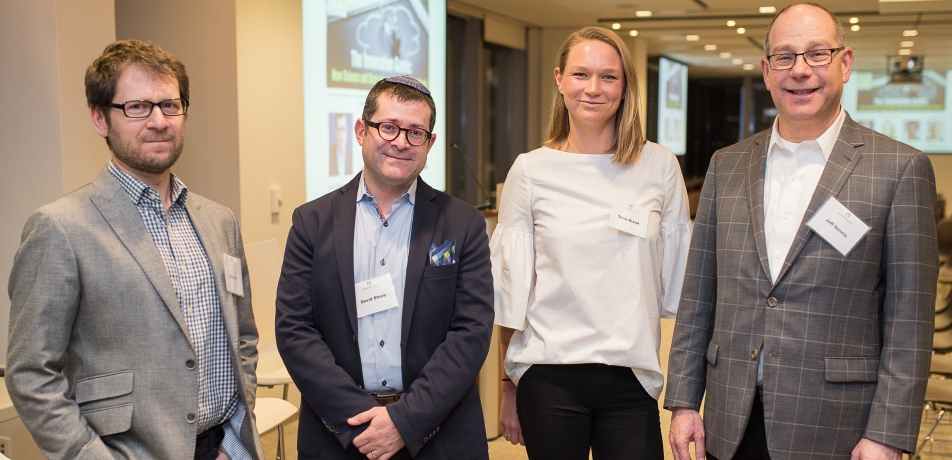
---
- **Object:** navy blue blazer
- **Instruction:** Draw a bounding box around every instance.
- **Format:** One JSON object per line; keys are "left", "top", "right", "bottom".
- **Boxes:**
{"left": 276, "top": 173, "right": 493, "bottom": 460}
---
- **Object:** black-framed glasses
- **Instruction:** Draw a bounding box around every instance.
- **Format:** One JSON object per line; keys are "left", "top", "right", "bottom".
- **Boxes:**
{"left": 364, "top": 120, "right": 432, "bottom": 146}
{"left": 106, "top": 98, "right": 189, "bottom": 118}
{"left": 766, "top": 48, "right": 844, "bottom": 71}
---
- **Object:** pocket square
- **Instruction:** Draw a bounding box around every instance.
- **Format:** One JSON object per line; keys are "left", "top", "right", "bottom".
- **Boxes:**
{"left": 429, "top": 239, "right": 457, "bottom": 266}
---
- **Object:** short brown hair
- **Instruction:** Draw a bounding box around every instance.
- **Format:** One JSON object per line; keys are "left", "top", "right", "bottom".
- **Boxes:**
{"left": 85, "top": 40, "right": 189, "bottom": 115}
{"left": 544, "top": 27, "right": 645, "bottom": 165}
{"left": 763, "top": 3, "right": 846, "bottom": 55}
{"left": 361, "top": 79, "right": 437, "bottom": 131}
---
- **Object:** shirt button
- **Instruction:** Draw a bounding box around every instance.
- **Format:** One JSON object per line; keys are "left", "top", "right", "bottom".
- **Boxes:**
{"left": 380, "top": 259, "right": 386, "bottom": 266}
{"left": 167, "top": 225, "right": 172, "bottom": 231}
{"left": 783, "top": 214, "right": 789, "bottom": 219}
{"left": 179, "top": 265, "right": 186, "bottom": 272}
{"left": 751, "top": 349, "right": 760, "bottom": 360}
{"left": 187, "top": 307, "right": 194, "bottom": 314}
{"left": 379, "top": 340, "right": 385, "bottom": 347}
{"left": 384, "top": 221, "right": 389, "bottom": 227}
{"left": 186, "top": 359, "right": 196, "bottom": 369}
{"left": 186, "top": 413, "right": 196, "bottom": 423}
{"left": 382, "top": 380, "right": 387, "bottom": 386}
{"left": 767, "top": 297, "right": 778, "bottom": 307}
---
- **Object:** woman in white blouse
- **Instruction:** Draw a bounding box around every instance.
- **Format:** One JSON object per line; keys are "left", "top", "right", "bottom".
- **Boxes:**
{"left": 492, "top": 26, "right": 692, "bottom": 459}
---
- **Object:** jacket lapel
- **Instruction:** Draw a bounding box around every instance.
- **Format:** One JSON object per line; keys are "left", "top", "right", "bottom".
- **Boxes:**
{"left": 773, "top": 115, "right": 865, "bottom": 284}
{"left": 745, "top": 133, "right": 773, "bottom": 283}
{"left": 401, "top": 178, "right": 438, "bottom": 347}
{"left": 88, "top": 168, "right": 193, "bottom": 346}
{"left": 334, "top": 174, "right": 361, "bottom": 336}
{"left": 186, "top": 196, "right": 238, "bottom": 352}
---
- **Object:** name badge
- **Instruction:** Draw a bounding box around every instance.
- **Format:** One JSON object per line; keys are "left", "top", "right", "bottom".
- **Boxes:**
{"left": 355, "top": 273, "right": 399, "bottom": 318}
{"left": 805, "top": 197, "right": 870, "bottom": 256}
{"left": 223, "top": 253, "right": 244, "bottom": 296}
{"left": 608, "top": 197, "right": 649, "bottom": 238}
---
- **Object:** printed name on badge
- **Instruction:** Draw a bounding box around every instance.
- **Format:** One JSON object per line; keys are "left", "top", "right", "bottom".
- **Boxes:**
{"left": 608, "top": 197, "right": 649, "bottom": 239}
{"left": 355, "top": 273, "right": 399, "bottom": 318}
{"left": 805, "top": 197, "right": 871, "bottom": 256}
{"left": 223, "top": 253, "right": 244, "bottom": 296}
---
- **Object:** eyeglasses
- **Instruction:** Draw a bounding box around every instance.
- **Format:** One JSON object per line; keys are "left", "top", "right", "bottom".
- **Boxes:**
{"left": 364, "top": 120, "right": 432, "bottom": 146}
{"left": 766, "top": 48, "right": 844, "bottom": 71}
{"left": 106, "top": 98, "right": 189, "bottom": 118}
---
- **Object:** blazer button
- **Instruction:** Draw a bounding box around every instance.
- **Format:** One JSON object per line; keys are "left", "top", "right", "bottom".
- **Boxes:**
{"left": 766, "top": 297, "right": 778, "bottom": 308}
{"left": 186, "top": 359, "right": 196, "bottom": 370}
{"left": 186, "top": 413, "right": 196, "bottom": 423}
{"left": 751, "top": 348, "right": 760, "bottom": 360}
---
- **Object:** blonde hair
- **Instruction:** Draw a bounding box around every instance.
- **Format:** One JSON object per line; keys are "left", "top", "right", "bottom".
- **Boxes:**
{"left": 544, "top": 26, "right": 645, "bottom": 164}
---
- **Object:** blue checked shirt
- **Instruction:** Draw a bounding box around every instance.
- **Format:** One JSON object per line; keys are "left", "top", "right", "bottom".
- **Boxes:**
{"left": 354, "top": 174, "right": 416, "bottom": 393}
{"left": 108, "top": 163, "right": 249, "bottom": 458}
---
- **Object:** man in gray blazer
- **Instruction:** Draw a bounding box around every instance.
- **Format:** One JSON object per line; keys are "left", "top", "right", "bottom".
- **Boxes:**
{"left": 666, "top": 4, "right": 938, "bottom": 460}
{"left": 7, "top": 40, "right": 262, "bottom": 459}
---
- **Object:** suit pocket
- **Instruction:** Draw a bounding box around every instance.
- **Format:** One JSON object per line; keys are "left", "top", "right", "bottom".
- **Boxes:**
{"left": 824, "top": 357, "right": 879, "bottom": 383}
{"left": 75, "top": 370, "right": 134, "bottom": 403}
{"left": 706, "top": 341, "right": 719, "bottom": 366}
{"left": 82, "top": 403, "right": 133, "bottom": 436}
{"left": 422, "top": 263, "right": 458, "bottom": 279}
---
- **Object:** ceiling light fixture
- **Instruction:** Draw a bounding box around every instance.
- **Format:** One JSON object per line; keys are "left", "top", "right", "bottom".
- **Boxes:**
{"left": 704, "top": 44, "right": 718, "bottom": 50}
{"left": 759, "top": 6, "right": 776, "bottom": 13}
{"left": 636, "top": 10, "right": 652, "bottom": 17}
{"left": 903, "top": 30, "right": 918, "bottom": 36}
{"left": 737, "top": 27, "right": 746, "bottom": 34}
{"left": 686, "top": 35, "right": 700, "bottom": 41}
{"left": 732, "top": 58, "right": 744, "bottom": 65}
{"left": 898, "top": 48, "right": 912, "bottom": 55}
{"left": 901, "top": 41, "right": 914, "bottom": 48}
{"left": 720, "top": 52, "right": 732, "bottom": 58}
{"left": 612, "top": 23, "right": 621, "bottom": 30}
{"left": 727, "top": 20, "right": 736, "bottom": 27}
{"left": 849, "top": 17, "right": 859, "bottom": 24}
{"left": 629, "top": 30, "right": 639, "bottom": 36}
{"left": 850, "top": 25, "right": 860, "bottom": 32}
{"left": 743, "top": 63, "right": 755, "bottom": 70}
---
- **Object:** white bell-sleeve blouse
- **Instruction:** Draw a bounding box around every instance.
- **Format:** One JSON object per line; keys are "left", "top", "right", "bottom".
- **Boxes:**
{"left": 490, "top": 143, "right": 692, "bottom": 399}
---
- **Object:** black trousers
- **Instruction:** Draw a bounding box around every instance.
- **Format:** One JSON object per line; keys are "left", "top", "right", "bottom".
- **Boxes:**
{"left": 709, "top": 393, "right": 771, "bottom": 460}
{"left": 516, "top": 364, "right": 663, "bottom": 460}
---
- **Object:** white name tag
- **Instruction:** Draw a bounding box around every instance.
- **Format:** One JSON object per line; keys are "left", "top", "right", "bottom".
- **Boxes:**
{"left": 355, "top": 273, "right": 399, "bottom": 318}
{"left": 805, "top": 197, "right": 870, "bottom": 256}
{"left": 608, "top": 197, "right": 649, "bottom": 238}
{"left": 223, "top": 253, "right": 244, "bottom": 296}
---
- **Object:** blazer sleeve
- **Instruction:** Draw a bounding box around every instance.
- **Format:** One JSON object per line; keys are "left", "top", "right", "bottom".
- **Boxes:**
{"left": 6, "top": 210, "right": 115, "bottom": 458}
{"left": 664, "top": 152, "right": 719, "bottom": 411}
{"left": 231, "top": 213, "right": 259, "bottom": 410}
{"left": 864, "top": 151, "right": 938, "bottom": 452}
{"left": 388, "top": 210, "right": 495, "bottom": 456}
{"left": 275, "top": 207, "right": 378, "bottom": 448}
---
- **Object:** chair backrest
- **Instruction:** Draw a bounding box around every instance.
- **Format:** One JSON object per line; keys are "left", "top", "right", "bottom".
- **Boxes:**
{"left": 244, "top": 239, "right": 282, "bottom": 343}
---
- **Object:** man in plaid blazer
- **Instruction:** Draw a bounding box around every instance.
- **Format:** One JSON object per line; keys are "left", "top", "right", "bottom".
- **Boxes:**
{"left": 665, "top": 4, "right": 938, "bottom": 460}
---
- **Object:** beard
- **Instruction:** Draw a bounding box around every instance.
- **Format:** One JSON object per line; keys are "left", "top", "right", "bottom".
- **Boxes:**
{"left": 107, "top": 123, "right": 184, "bottom": 175}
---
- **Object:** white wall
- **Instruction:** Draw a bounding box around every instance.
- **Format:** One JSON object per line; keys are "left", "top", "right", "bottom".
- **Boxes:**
{"left": 0, "top": 0, "right": 115, "bottom": 365}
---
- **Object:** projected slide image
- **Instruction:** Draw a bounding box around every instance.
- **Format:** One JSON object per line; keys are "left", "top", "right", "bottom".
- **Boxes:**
{"left": 657, "top": 57, "right": 688, "bottom": 155}
{"left": 329, "top": 113, "right": 355, "bottom": 177}
{"left": 327, "top": 0, "right": 429, "bottom": 89}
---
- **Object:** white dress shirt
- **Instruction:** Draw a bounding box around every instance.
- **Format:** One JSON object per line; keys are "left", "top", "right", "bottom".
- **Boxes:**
{"left": 491, "top": 144, "right": 692, "bottom": 399}
{"left": 758, "top": 108, "right": 845, "bottom": 382}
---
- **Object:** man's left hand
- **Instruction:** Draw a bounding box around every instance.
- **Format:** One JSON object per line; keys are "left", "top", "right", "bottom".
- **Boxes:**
{"left": 348, "top": 406, "right": 406, "bottom": 460}
{"left": 850, "top": 438, "right": 902, "bottom": 460}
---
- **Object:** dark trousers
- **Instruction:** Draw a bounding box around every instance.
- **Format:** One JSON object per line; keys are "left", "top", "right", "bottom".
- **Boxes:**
{"left": 710, "top": 393, "right": 771, "bottom": 460}
{"left": 516, "top": 364, "right": 663, "bottom": 460}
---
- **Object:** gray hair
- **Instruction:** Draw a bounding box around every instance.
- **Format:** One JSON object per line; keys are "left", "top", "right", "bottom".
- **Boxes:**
{"left": 763, "top": 3, "right": 847, "bottom": 55}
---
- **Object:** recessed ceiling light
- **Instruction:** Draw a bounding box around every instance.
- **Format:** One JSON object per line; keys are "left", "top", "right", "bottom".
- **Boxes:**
{"left": 686, "top": 35, "right": 700, "bottom": 41}
{"left": 759, "top": 6, "right": 776, "bottom": 13}
{"left": 732, "top": 58, "right": 744, "bottom": 65}
{"left": 903, "top": 30, "right": 918, "bottom": 36}
{"left": 636, "top": 10, "right": 652, "bottom": 17}
{"left": 727, "top": 20, "right": 736, "bottom": 27}
{"left": 629, "top": 30, "right": 639, "bottom": 36}
{"left": 898, "top": 48, "right": 912, "bottom": 55}
{"left": 704, "top": 44, "right": 718, "bottom": 51}
{"left": 901, "top": 41, "right": 914, "bottom": 47}
{"left": 720, "top": 52, "right": 732, "bottom": 58}
{"left": 737, "top": 27, "right": 746, "bottom": 34}
{"left": 849, "top": 17, "right": 859, "bottom": 24}
{"left": 612, "top": 23, "right": 621, "bottom": 30}
{"left": 743, "top": 63, "right": 755, "bottom": 70}
{"left": 850, "top": 25, "right": 860, "bottom": 32}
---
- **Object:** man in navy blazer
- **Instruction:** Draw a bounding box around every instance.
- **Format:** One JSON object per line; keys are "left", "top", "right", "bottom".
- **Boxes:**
{"left": 276, "top": 76, "right": 493, "bottom": 460}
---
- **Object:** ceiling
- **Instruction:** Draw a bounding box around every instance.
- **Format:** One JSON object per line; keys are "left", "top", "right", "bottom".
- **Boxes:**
{"left": 451, "top": 0, "right": 952, "bottom": 78}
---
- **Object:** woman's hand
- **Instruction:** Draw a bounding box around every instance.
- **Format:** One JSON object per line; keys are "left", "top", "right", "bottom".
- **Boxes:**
{"left": 499, "top": 380, "right": 525, "bottom": 446}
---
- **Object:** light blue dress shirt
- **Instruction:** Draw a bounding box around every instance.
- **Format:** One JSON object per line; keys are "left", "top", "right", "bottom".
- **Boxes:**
{"left": 354, "top": 174, "right": 416, "bottom": 393}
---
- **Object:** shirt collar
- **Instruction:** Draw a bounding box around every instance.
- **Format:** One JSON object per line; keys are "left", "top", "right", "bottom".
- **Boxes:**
{"left": 108, "top": 160, "right": 188, "bottom": 206}
{"left": 769, "top": 106, "right": 845, "bottom": 161}
{"left": 356, "top": 173, "right": 417, "bottom": 206}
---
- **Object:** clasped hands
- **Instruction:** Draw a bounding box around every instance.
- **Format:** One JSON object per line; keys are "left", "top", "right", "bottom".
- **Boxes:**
{"left": 349, "top": 406, "right": 405, "bottom": 460}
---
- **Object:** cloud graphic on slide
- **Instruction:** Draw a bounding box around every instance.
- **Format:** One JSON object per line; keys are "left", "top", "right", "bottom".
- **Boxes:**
{"left": 355, "top": 4, "right": 421, "bottom": 58}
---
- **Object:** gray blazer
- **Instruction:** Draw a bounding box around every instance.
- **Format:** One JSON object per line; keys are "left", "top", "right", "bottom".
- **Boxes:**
{"left": 7, "top": 167, "right": 263, "bottom": 459}
{"left": 665, "top": 115, "right": 938, "bottom": 459}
